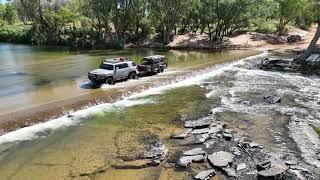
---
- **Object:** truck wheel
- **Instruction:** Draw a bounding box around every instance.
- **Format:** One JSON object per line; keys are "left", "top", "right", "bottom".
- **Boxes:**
{"left": 129, "top": 72, "right": 137, "bottom": 79}
{"left": 159, "top": 66, "right": 164, "bottom": 73}
{"left": 105, "top": 77, "right": 115, "bottom": 85}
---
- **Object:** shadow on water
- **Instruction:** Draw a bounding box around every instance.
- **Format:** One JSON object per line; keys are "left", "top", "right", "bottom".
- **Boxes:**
{"left": 80, "top": 82, "right": 101, "bottom": 89}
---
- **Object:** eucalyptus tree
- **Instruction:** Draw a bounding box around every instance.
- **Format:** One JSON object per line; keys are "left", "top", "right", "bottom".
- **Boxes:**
{"left": 275, "top": 0, "right": 305, "bottom": 35}
{"left": 111, "top": 0, "right": 148, "bottom": 41}
{"left": 148, "top": 0, "right": 185, "bottom": 44}
{"left": 294, "top": 0, "right": 320, "bottom": 63}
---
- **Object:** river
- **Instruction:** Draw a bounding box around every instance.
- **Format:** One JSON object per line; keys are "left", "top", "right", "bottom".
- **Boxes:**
{"left": 0, "top": 44, "right": 319, "bottom": 179}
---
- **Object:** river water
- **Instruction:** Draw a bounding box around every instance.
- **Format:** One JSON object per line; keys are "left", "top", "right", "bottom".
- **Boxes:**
{"left": 0, "top": 44, "right": 319, "bottom": 179}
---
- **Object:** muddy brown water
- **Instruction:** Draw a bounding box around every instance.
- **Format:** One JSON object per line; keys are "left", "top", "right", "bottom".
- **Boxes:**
{"left": 0, "top": 44, "right": 319, "bottom": 179}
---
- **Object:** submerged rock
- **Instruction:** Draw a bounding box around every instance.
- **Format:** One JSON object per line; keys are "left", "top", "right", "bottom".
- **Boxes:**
{"left": 257, "top": 166, "right": 288, "bottom": 179}
{"left": 264, "top": 95, "right": 282, "bottom": 104}
{"left": 194, "top": 169, "right": 215, "bottom": 180}
{"left": 171, "top": 128, "right": 192, "bottom": 139}
{"left": 183, "top": 148, "right": 206, "bottom": 156}
{"left": 185, "top": 117, "right": 213, "bottom": 129}
{"left": 144, "top": 141, "right": 168, "bottom": 163}
{"left": 208, "top": 151, "right": 235, "bottom": 167}
{"left": 177, "top": 155, "right": 205, "bottom": 167}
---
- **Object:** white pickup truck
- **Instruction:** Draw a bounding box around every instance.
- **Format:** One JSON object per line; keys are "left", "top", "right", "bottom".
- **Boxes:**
{"left": 88, "top": 57, "right": 137, "bottom": 85}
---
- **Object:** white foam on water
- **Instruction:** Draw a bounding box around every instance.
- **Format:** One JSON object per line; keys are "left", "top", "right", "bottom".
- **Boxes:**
{"left": 203, "top": 56, "right": 320, "bottom": 169}
{"left": 0, "top": 98, "right": 152, "bottom": 144}
{"left": 0, "top": 52, "right": 268, "bottom": 144}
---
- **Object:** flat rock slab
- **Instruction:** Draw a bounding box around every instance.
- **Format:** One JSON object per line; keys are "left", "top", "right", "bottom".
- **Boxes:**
{"left": 171, "top": 128, "right": 192, "bottom": 139}
{"left": 223, "top": 167, "right": 237, "bottom": 177}
{"left": 257, "top": 166, "right": 288, "bottom": 179}
{"left": 194, "top": 133, "right": 210, "bottom": 144}
{"left": 185, "top": 117, "right": 213, "bottom": 129}
{"left": 208, "top": 125, "right": 223, "bottom": 134}
{"left": 208, "top": 151, "right": 235, "bottom": 167}
{"left": 194, "top": 169, "right": 215, "bottom": 180}
{"left": 237, "top": 163, "right": 247, "bottom": 171}
{"left": 191, "top": 128, "right": 210, "bottom": 134}
{"left": 177, "top": 155, "right": 205, "bottom": 167}
{"left": 113, "top": 159, "right": 152, "bottom": 169}
{"left": 183, "top": 148, "right": 206, "bottom": 156}
{"left": 144, "top": 142, "right": 168, "bottom": 161}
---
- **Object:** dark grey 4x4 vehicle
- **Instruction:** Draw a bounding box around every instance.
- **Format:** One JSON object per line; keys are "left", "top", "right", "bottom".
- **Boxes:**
{"left": 137, "top": 55, "right": 168, "bottom": 75}
{"left": 88, "top": 57, "right": 137, "bottom": 85}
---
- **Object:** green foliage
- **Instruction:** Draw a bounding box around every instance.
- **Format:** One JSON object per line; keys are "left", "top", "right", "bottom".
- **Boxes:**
{"left": 0, "top": 0, "right": 318, "bottom": 48}
{"left": 3, "top": 4, "right": 17, "bottom": 24}
{"left": 0, "top": 24, "right": 32, "bottom": 44}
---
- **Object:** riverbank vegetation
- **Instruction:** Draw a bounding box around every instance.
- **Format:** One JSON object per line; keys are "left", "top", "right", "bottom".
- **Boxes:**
{"left": 0, "top": 0, "right": 319, "bottom": 49}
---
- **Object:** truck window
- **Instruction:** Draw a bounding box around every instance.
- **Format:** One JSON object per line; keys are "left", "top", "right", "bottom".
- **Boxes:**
{"left": 100, "top": 64, "right": 114, "bottom": 70}
{"left": 118, "top": 63, "right": 128, "bottom": 69}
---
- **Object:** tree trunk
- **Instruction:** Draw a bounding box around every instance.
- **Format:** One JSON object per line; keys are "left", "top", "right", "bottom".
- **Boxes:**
{"left": 293, "top": 22, "right": 320, "bottom": 64}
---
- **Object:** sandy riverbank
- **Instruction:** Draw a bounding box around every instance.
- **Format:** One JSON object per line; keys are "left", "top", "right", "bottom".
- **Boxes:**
{"left": 128, "top": 25, "right": 318, "bottom": 53}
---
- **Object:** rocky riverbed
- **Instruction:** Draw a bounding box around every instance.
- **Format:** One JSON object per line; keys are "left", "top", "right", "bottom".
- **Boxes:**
{"left": 102, "top": 53, "right": 320, "bottom": 179}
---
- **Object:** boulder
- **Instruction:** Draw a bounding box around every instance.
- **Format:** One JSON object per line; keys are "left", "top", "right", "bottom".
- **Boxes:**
{"left": 194, "top": 169, "right": 215, "bottom": 180}
{"left": 287, "top": 35, "right": 302, "bottom": 43}
{"left": 264, "top": 95, "right": 282, "bottom": 104}
{"left": 208, "top": 151, "right": 235, "bottom": 167}
{"left": 144, "top": 141, "right": 168, "bottom": 162}
{"left": 223, "top": 133, "right": 232, "bottom": 141}
{"left": 223, "top": 167, "right": 237, "bottom": 177}
{"left": 257, "top": 160, "right": 272, "bottom": 171}
{"left": 230, "top": 147, "right": 241, "bottom": 156}
{"left": 204, "top": 139, "right": 217, "bottom": 149}
{"left": 194, "top": 133, "right": 210, "bottom": 144}
{"left": 237, "top": 163, "right": 247, "bottom": 171}
{"left": 177, "top": 155, "right": 205, "bottom": 167}
{"left": 170, "top": 128, "right": 192, "bottom": 139}
{"left": 183, "top": 148, "right": 206, "bottom": 156}
{"left": 257, "top": 166, "right": 288, "bottom": 179}
{"left": 259, "top": 58, "right": 293, "bottom": 71}
{"left": 185, "top": 117, "right": 213, "bottom": 129}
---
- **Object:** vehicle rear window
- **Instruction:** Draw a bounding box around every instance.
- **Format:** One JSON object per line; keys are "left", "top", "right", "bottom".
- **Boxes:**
{"left": 100, "top": 64, "right": 114, "bottom": 70}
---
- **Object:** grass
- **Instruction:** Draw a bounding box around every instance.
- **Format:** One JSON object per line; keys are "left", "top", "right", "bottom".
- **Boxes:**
{"left": 312, "top": 125, "right": 320, "bottom": 136}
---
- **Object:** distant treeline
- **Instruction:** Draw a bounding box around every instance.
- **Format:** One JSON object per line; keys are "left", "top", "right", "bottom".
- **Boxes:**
{"left": 0, "top": 0, "right": 319, "bottom": 49}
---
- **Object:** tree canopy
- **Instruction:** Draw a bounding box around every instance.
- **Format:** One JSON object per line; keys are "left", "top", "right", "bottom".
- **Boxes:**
{"left": 0, "top": 0, "right": 318, "bottom": 48}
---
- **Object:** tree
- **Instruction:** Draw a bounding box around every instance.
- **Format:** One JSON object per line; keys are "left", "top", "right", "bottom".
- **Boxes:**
{"left": 275, "top": 0, "right": 305, "bottom": 35}
{"left": 293, "top": 0, "right": 320, "bottom": 64}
